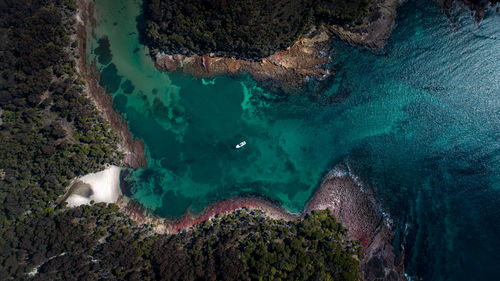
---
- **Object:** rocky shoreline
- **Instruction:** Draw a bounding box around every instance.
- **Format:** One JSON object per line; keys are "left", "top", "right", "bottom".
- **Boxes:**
{"left": 328, "top": 0, "right": 399, "bottom": 49}
{"left": 154, "top": 26, "right": 333, "bottom": 93}
{"left": 153, "top": 0, "right": 399, "bottom": 93}
{"left": 75, "top": 0, "right": 147, "bottom": 169}
{"left": 117, "top": 164, "right": 407, "bottom": 281}
{"left": 306, "top": 165, "right": 406, "bottom": 281}
{"left": 116, "top": 195, "right": 298, "bottom": 234}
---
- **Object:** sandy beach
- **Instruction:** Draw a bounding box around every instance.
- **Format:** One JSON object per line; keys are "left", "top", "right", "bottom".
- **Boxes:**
{"left": 65, "top": 166, "right": 121, "bottom": 207}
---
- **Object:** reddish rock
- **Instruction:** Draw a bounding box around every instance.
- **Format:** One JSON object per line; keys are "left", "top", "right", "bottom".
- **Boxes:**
{"left": 152, "top": 0, "right": 399, "bottom": 92}
{"left": 306, "top": 165, "right": 406, "bottom": 281}
{"left": 154, "top": 27, "right": 333, "bottom": 93}
{"left": 119, "top": 164, "right": 407, "bottom": 281}
{"left": 78, "top": 0, "right": 405, "bottom": 278}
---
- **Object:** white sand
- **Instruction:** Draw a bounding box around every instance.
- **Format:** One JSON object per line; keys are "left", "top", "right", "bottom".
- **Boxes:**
{"left": 66, "top": 165, "right": 121, "bottom": 207}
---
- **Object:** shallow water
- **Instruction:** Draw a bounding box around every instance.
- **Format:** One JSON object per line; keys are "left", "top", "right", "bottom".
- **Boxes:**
{"left": 88, "top": 0, "right": 500, "bottom": 279}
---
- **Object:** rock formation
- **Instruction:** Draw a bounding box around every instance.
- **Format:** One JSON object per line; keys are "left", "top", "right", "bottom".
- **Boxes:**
{"left": 306, "top": 166, "right": 407, "bottom": 281}
{"left": 153, "top": 0, "right": 399, "bottom": 92}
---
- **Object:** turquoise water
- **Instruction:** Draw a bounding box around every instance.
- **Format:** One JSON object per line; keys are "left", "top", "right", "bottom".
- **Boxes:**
{"left": 89, "top": 0, "right": 500, "bottom": 279}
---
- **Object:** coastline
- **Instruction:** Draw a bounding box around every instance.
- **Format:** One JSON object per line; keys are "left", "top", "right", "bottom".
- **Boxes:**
{"left": 116, "top": 195, "right": 298, "bottom": 234}
{"left": 328, "top": 0, "right": 399, "bottom": 49}
{"left": 439, "top": 0, "right": 499, "bottom": 22}
{"left": 153, "top": 0, "right": 399, "bottom": 92}
{"left": 306, "top": 165, "right": 406, "bottom": 281}
{"left": 75, "top": 0, "right": 406, "bottom": 279}
{"left": 154, "top": 26, "right": 333, "bottom": 93}
{"left": 75, "top": 0, "right": 147, "bottom": 169}
{"left": 116, "top": 164, "right": 407, "bottom": 280}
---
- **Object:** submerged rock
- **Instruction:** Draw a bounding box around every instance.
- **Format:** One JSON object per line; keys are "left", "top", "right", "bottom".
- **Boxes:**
{"left": 120, "top": 163, "right": 408, "bottom": 280}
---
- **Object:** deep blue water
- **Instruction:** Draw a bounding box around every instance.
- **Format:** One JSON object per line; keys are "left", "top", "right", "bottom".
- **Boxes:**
{"left": 89, "top": 0, "right": 500, "bottom": 279}
{"left": 331, "top": 3, "right": 500, "bottom": 280}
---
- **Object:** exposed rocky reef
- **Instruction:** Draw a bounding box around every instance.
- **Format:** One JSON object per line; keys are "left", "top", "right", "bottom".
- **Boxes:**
{"left": 154, "top": 26, "right": 333, "bottom": 93}
{"left": 328, "top": 0, "right": 398, "bottom": 49}
{"left": 306, "top": 166, "right": 406, "bottom": 281}
{"left": 79, "top": 0, "right": 405, "bottom": 278}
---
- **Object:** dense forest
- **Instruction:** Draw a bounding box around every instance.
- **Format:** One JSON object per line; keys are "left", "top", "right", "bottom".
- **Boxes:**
{"left": 0, "top": 0, "right": 122, "bottom": 224}
{"left": 0, "top": 0, "right": 362, "bottom": 280}
{"left": 144, "top": 0, "right": 374, "bottom": 59}
{"left": 2, "top": 207, "right": 360, "bottom": 280}
{"left": 148, "top": 210, "right": 360, "bottom": 281}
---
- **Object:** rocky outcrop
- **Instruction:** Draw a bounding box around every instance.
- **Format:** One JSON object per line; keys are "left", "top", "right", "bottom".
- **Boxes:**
{"left": 153, "top": 0, "right": 399, "bottom": 92}
{"left": 155, "top": 26, "right": 333, "bottom": 93}
{"left": 79, "top": 0, "right": 404, "bottom": 277}
{"left": 306, "top": 166, "right": 406, "bottom": 281}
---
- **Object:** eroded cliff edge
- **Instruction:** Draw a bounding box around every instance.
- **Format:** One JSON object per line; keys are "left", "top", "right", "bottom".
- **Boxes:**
{"left": 153, "top": 0, "right": 399, "bottom": 92}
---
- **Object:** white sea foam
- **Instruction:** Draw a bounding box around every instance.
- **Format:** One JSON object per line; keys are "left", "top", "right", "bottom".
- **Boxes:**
{"left": 326, "top": 166, "right": 348, "bottom": 179}
{"left": 345, "top": 161, "right": 366, "bottom": 191}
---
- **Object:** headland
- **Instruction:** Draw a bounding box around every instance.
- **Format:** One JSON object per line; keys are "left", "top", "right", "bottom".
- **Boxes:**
{"left": 151, "top": 0, "right": 399, "bottom": 92}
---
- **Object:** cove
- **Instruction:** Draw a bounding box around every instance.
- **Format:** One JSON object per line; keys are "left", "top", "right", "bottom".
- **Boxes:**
{"left": 88, "top": 0, "right": 342, "bottom": 218}
{"left": 87, "top": 0, "right": 500, "bottom": 280}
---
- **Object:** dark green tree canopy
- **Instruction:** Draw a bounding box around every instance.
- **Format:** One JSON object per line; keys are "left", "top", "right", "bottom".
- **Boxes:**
{"left": 144, "top": 0, "right": 374, "bottom": 59}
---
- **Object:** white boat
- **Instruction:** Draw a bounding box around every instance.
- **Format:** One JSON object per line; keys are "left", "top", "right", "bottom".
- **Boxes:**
{"left": 235, "top": 141, "right": 247, "bottom": 149}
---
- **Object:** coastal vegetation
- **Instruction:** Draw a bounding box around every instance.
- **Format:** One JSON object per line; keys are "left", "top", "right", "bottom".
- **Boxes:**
{"left": 1, "top": 0, "right": 498, "bottom": 280}
{"left": 0, "top": 0, "right": 122, "bottom": 224}
{"left": 144, "top": 0, "right": 375, "bottom": 59}
{"left": 150, "top": 209, "right": 361, "bottom": 281}
{"left": 2, "top": 207, "right": 361, "bottom": 280}
{"left": 0, "top": 0, "right": 362, "bottom": 280}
